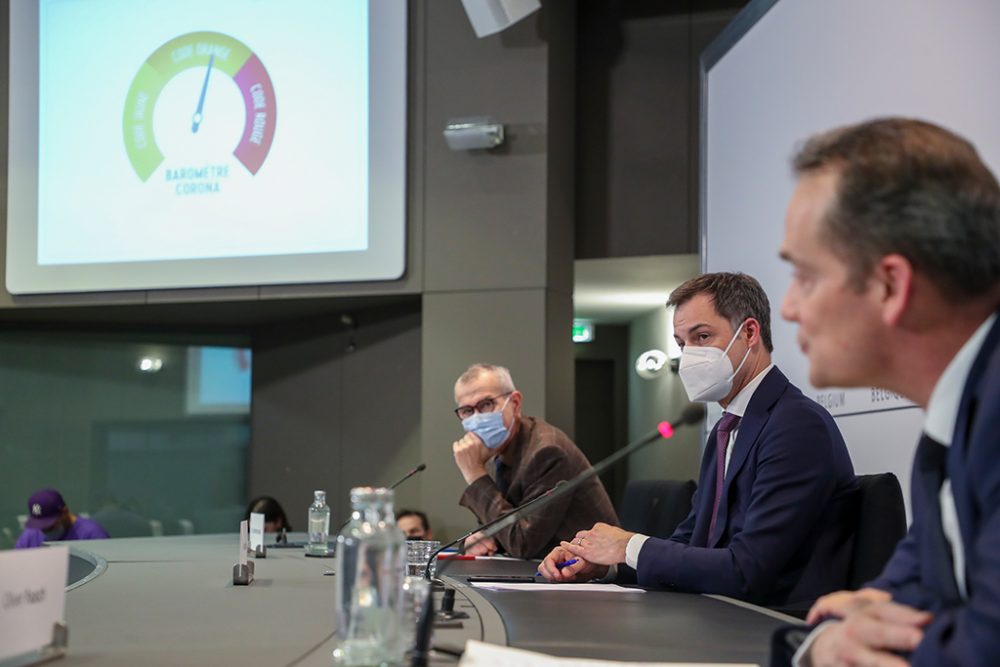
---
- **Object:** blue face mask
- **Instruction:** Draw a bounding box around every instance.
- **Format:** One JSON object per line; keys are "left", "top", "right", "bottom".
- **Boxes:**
{"left": 461, "top": 395, "right": 511, "bottom": 449}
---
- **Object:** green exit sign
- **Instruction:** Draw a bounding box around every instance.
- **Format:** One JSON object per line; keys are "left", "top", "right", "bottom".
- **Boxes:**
{"left": 572, "top": 320, "right": 594, "bottom": 343}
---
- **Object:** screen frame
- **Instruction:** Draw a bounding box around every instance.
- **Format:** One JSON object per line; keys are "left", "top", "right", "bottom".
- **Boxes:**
{"left": 6, "top": 0, "right": 408, "bottom": 294}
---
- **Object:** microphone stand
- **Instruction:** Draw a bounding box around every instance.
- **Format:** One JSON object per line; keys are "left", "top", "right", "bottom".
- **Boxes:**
{"left": 334, "top": 464, "right": 428, "bottom": 533}
{"left": 409, "top": 404, "right": 705, "bottom": 666}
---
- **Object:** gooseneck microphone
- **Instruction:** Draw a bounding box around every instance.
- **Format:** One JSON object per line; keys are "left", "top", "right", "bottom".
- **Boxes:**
{"left": 410, "top": 404, "right": 705, "bottom": 667}
{"left": 334, "top": 463, "right": 428, "bottom": 533}
{"left": 390, "top": 463, "right": 427, "bottom": 490}
{"left": 422, "top": 480, "right": 567, "bottom": 579}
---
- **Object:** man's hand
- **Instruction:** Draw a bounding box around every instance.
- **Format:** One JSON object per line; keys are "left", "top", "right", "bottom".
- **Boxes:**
{"left": 806, "top": 587, "right": 892, "bottom": 624}
{"left": 452, "top": 432, "right": 492, "bottom": 485}
{"left": 464, "top": 531, "right": 498, "bottom": 556}
{"left": 538, "top": 544, "right": 609, "bottom": 582}
{"left": 558, "top": 522, "right": 635, "bottom": 566}
{"left": 808, "top": 600, "right": 931, "bottom": 667}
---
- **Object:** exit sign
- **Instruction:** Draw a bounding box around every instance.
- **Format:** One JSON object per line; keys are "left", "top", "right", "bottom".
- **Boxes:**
{"left": 572, "top": 320, "right": 594, "bottom": 343}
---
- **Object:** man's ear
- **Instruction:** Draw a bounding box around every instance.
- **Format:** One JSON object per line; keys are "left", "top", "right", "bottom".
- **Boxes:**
{"left": 743, "top": 318, "right": 762, "bottom": 348}
{"left": 510, "top": 390, "right": 523, "bottom": 414}
{"left": 872, "top": 254, "right": 914, "bottom": 327}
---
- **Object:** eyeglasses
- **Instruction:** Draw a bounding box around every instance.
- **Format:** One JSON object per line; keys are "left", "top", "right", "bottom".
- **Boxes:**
{"left": 454, "top": 392, "right": 512, "bottom": 420}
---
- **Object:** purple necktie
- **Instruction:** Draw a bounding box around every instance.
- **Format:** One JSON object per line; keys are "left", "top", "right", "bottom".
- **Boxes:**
{"left": 709, "top": 412, "right": 741, "bottom": 540}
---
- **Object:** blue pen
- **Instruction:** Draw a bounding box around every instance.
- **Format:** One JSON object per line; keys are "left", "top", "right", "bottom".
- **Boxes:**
{"left": 535, "top": 557, "right": 578, "bottom": 576}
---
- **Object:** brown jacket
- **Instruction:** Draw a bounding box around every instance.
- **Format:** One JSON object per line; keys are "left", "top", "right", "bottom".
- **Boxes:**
{"left": 459, "top": 416, "right": 619, "bottom": 558}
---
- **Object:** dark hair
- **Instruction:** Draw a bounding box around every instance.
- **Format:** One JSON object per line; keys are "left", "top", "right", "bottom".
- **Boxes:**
{"left": 396, "top": 509, "right": 430, "bottom": 532}
{"left": 245, "top": 496, "right": 291, "bottom": 531}
{"left": 793, "top": 117, "right": 1000, "bottom": 301}
{"left": 667, "top": 272, "right": 774, "bottom": 352}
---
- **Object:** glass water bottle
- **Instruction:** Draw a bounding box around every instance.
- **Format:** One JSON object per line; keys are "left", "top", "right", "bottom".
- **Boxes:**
{"left": 306, "top": 490, "right": 331, "bottom": 556}
{"left": 332, "top": 486, "right": 406, "bottom": 665}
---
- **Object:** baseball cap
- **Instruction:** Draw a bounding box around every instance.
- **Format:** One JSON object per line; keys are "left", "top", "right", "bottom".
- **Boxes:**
{"left": 25, "top": 489, "right": 66, "bottom": 530}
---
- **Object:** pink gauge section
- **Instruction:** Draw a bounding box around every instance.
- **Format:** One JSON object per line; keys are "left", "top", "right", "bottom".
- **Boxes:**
{"left": 233, "top": 55, "right": 276, "bottom": 175}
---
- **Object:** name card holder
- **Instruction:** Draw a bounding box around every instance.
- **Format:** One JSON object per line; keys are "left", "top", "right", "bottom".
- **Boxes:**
{"left": 0, "top": 621, "right": 68, "bottom": 667}
{"left": 233, "top": 520, "right": 255, "bottom": 586}
{"left": 232, "top": 561, "right": 255, "bottom": 586}
{"left": 0, "top": 547, "right": 69, "bottom": 667}
{"left": 249, "top": 513, "right": 266, "bottom": 558}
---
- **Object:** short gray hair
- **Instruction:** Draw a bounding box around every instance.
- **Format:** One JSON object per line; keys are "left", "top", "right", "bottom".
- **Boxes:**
{"left": 455, "top": 363, "right": 516, "bottom": 393}
{"left": 793, "top": 117, "right": 1000, "bottom": 301}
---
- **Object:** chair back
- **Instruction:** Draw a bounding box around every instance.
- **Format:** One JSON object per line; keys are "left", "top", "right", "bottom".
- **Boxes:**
{"left": 619, "top": 479, "right": 696, "bottom": 539}
{"left": 848, "top": 473, "right": 907, "bottom": 589}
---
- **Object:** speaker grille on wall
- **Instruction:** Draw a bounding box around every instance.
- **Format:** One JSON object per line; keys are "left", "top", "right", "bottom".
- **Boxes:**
{"left": 460, "top": 0, "right": 541, "bottom": 38}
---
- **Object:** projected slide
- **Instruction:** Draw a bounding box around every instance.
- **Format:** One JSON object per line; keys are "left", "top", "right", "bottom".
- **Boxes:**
{"left": 123, "top": 32, "right": 277, "bottom": 182}
{"left": 7, "top": 0, "right": 406, "bottom": 293}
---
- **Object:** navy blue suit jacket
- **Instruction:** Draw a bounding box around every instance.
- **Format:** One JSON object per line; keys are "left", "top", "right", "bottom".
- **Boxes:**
{"left": 869, "top": 314, "right": 1000, "bottom": 665}
{"left": 630, "top": 367, "right": 858, "bottom": 606}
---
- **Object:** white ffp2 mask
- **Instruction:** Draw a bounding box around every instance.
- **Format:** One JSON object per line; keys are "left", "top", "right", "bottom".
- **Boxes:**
{"left": 678, "top": 322, "right": 751, "bottom": 403}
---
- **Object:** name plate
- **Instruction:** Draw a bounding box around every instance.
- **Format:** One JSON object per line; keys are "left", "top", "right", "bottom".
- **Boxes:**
{"left": 249, "top": 513, "right": 264, "bottom": 551}
{"left": 0, "top": 546, "right": 68, "bottom": 661}
{"left": 239, "top": 520, "right": 249, "bottom": 566}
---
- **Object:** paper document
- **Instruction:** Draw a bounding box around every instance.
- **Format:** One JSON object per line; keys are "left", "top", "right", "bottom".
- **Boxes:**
{"left": 459, "top": 640, "right": 759, "bottom": 667}
{"left": 468, "top": 582, "right": 644, "bottom": 593}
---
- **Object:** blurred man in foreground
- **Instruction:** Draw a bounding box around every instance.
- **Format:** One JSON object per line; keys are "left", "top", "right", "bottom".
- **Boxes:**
{"left": 777, "top": 117, "right": 1000, "bottom": 666}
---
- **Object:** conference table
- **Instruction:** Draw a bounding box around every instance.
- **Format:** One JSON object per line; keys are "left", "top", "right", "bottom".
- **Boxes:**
{"left": 48, "top": 534, "right": 797, "bottom": 666}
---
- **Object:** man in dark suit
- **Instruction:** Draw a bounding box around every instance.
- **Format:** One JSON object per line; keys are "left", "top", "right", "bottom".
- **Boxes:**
{"left": 452, "top": 363, "right": 619, "bottom": 559}
{"left": 540, "top": 273, "right": 858, "bottom": 608}
{"left": 777, "top": 118, "right": 1000, "bottom": 666}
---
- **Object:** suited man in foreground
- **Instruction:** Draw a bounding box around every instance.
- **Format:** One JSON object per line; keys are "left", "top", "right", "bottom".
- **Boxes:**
{"left": 541, "top": 272, "right": 858, "bottom": 608}
{"left": 777, "top": 118, "right": 1000, "bottom": 666}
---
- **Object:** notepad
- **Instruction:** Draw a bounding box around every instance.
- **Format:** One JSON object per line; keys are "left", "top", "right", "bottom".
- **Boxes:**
{"left": 467, "top": 582, "right": 645, "bottom": 593}
{"left": 459, "top": 639, "right": 759, "bottom": 667}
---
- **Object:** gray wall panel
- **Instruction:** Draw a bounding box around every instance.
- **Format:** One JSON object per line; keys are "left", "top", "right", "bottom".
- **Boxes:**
{"left": 627, "top": 308, "right": 701, "bottom": 484}
{"left": 422, "top": 4, "right": 550, "bottom": 294}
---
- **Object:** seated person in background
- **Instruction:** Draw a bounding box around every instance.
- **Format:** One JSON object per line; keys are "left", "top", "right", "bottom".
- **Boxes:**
{"left": 244, "top": 495, "right": 291, "bottom": 533}
{"left": 540, "top": 273, "right": 858, "bottom": 609}
{"left": 16, "top": 488, "right": 109, "bottom": 549}
{"left": 397, "top": 509, "right": 433, "bottom": 540}
{"left": 452, "top": 363, "right": 618, "bottom": 559}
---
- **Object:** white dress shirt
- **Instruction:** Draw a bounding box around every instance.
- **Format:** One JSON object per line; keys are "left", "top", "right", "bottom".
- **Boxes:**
{"left": 921, "top": 312, "right": 994, "bottom": 599}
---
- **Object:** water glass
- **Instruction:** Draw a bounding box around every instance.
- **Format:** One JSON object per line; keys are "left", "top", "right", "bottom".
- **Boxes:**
{"left": 405, "top": 540, "right": 441, "bottom": 577}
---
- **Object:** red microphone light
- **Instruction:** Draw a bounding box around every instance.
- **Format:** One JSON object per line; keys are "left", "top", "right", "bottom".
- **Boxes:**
{"left": 657, "top": 421, "right": 674, "bottom": 439}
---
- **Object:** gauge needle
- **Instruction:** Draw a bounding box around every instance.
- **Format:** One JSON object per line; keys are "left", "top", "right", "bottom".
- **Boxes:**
{"left": 191, "top": 53, "right": 215, "bottom": 133}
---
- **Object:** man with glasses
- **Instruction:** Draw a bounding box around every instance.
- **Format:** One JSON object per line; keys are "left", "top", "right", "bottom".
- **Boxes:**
{"left": 452, "top": 363, "right": 618, "bottom": 559}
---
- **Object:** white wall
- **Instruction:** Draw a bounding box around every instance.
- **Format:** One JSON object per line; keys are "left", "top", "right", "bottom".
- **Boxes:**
{"left": 703, "top": 0, "right": 1000, "bottom": 517}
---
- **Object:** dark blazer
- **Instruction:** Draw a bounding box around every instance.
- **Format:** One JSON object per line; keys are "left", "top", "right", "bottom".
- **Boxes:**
{"left": 868, "top": 313, "right": 1000, "bottom": 665}
{"left": 460, "top": 415, "right": 619, "bottom": 559}
{"left": 630, "top": 367, "right": 858, "bottom": 607}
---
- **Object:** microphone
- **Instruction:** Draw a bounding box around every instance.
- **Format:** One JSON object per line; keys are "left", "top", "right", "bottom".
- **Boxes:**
{"left": 390, "top": 463, "right": 427, "bottom": 490}
{"left": 454, "top": 403, "right": 705, "bottom": 556}
{"left": 335, "top": 463, "right": 428, "bottom": 533}
{"left": 422, "top": 480, "right": 567, "bottom": 580}
{"left": 410, "top": 404, "right": 705, "bottom": 666}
